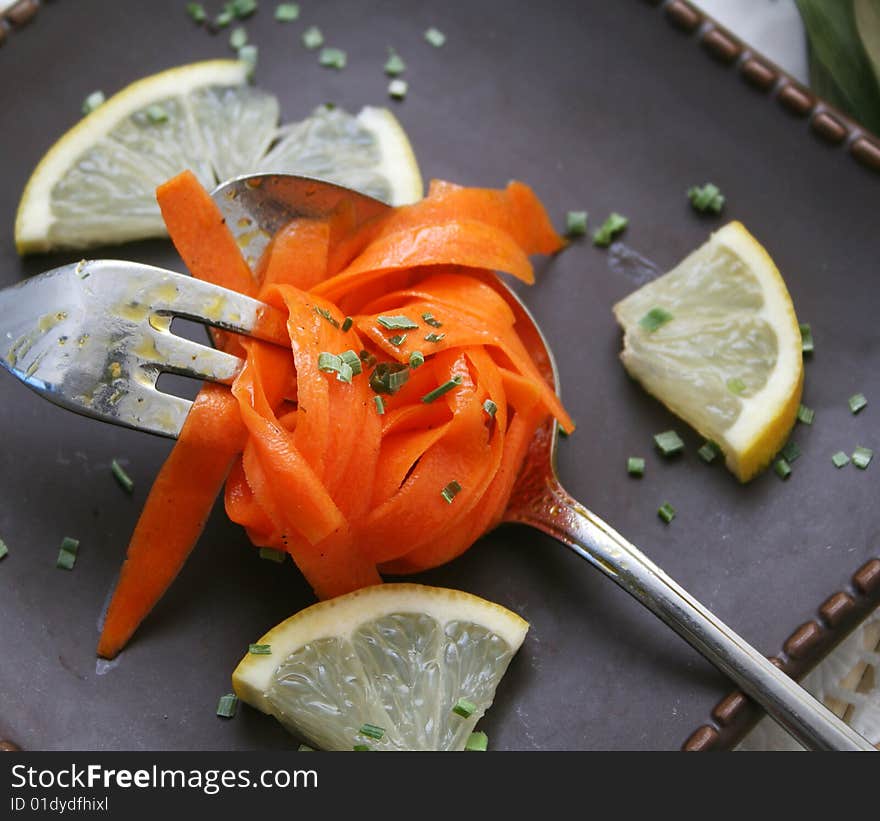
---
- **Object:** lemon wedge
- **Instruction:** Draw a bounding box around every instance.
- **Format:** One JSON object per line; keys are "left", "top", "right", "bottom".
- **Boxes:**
{"left": 613, "top": 221, "right": 803, "bottom": 481}
{"left": 233, "top": 584, "right": 528, "bottom": 751}
{"left": 15, "top": 60, "right": 423, "bottom": 254}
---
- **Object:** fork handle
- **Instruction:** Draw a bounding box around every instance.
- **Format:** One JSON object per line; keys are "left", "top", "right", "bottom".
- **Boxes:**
{"left": 514, "top": 478, "right": 874, "bottom": 751}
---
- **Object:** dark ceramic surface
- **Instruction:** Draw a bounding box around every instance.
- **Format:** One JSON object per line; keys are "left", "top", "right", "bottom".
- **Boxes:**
{"left": 0, "top": 0, "right": 877, "bottom": 751}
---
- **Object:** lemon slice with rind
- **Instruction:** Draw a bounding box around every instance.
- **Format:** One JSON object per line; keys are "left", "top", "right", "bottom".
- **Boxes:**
{"left": 233, "top": 584, "right": 528, "bottom": 751}
{"left": 613, "top": 222, "right": 803, "bottom": 481}
{"left": 16, "top": 61, "right": 423, "bottom": 254}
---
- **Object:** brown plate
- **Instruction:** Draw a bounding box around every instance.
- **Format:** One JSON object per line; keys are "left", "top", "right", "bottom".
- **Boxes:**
{"left": 0, "top": 0, "right": 878, "bottom": 751}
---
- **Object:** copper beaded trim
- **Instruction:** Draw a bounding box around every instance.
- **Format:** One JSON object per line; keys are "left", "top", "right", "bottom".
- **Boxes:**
{"left": 0, "top": 0, "right": 41, "bottom": 46}
{"left": 682, "top": 558, "right": 880, "bottom": 751}
{"left": 647, "top": 0, "right": 880, "bottom": 174}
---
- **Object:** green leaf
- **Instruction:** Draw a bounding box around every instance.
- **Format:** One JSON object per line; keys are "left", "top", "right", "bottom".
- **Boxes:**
{"left": 795, "top": 0, "right": 880, "bottom": 134}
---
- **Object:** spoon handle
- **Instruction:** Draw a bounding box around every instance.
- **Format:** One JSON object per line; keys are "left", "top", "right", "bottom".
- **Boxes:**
{"left": 515, "top": 477, "right": 874, "bottom": 751}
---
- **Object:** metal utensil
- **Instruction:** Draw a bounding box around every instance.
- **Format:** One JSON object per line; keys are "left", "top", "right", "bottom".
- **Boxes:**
{"left": 1, "top": 173, "right": 872, "bottom": 751}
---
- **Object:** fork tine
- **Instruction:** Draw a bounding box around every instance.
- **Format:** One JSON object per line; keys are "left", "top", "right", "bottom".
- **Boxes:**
{"left": 132, "top": 325, "right": 243, "bottom": 384}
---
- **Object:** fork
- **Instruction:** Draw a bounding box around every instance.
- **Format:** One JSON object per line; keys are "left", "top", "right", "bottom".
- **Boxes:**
{"left": 1, "top": 173, "right": 874, "bottom": 751}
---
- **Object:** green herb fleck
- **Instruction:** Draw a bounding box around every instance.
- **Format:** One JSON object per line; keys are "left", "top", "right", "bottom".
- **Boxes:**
{"left": 697, "top": 440, "right": 721, "bottom": 463}
{"left": 274, "top": 2, "right": 299, "bottom": 21}
{"left": 319, "top": 47, "right": 347, "bottom": 69}
{"left": 422, "top": 375, "right": 463, "bottom": 403}
{"left": 230, "top": 26, "right": 248, "bottom": 49}
{"left": 81, "top": 91, "right": 105, "bottom": 116}
{"left": 638, "top": 307, "right": 673, "bottom": 333}
{"left": 688, "top": 183, "right": 725, "bottom": 214}
{"left": 186, "top": 3, "right": 207, "bottom": 23}
{"left": 216, "top": 693, "right": 238, "bottom": 719}
{"left": 145, "top": 104, "right": 169, "bottom": 124}
{"left": 388, "top": 333, "right": 408, "bottom": 346}
{"left": 56, "top": 537, "right": 80, "bottom": 571}
{"left": 352, "top": 744, "right": 371, "bottom": 751}
{"left": 657, "top": 503, "right": 676, "bottom": 524}
{"left": 302, "top": 25, "right": 324, "bottom": 49}
{"left": 314, "top": 306, "right": 340, "bottom": 328}
{"left": 654, "top": 430, "right": 684, "bottom": 457}
{"left": 797, "top": 404, "right": 815, "bottom": 425}
{"left": 341, "top": 316, "right": 353, "bottom": 332}
{"left": 339, "top": 349, "right": 363, "bottom": 376}
{"left": 359, "top": 723, "right": 385, "bottom": 740}
{"left": 238, "top": 44, "right": 258, "bottom": 77}
{"left": 852, "top": 446, "right": 873, "bottom": 470}
{"left": 215, "top": 8, "right": 233, "bottom": 26}
{"left": 317, "top": 352, "right": 353, "bottom": 383}
{"left": 727, "top": 377, "right": 747, "bottom": 396}
{"left": 565, "top": 210, "right": 588, "bottom": 237}
{"left": 627, "top": 457, "right": 645, "bottom": 477}
{"left": 424, "top": 332, "right": 446, "bottom": 344}
{"left": 425, "top": 27, "right": 446, "bottom": 47}
{"left": 592, "top": 212, "right": 628, "bottom": 247}
{"left": 385, "top": 48, "right": 406, "bottom": 76}
{"left": 377, "top": 314, "right": 419, "bottom": 330}
{"left": 465, "top": 731, "right": 488, "bottom": 751}
{"left": 848, "top": 393, "right": 868, "bottom": 414}
{"left": 773, "top": 458, "right": 792, "bottom": 480}
{"left": 259, "top": 547, "right": 286, "bottom": 563}
{"left": 483, "top": 399, "right": 497, "bottom": 417}
{"left": 799, "top": 323, "right": 814, "bottom": 355}
{"left": 453, "top": 698, "right": 477, "bottom": 718}
{"left": 370, "top": 362, "right": 410, "bottom": 395}
{"left": 422, "top": 312, "right": 442, "bottom": 328}
{"left": 409, "top": 350, "right": 425, "bottom": 369}
{"left": 373, "top": 395, "right": 386, "bottom": 415}
{"left": 111, "top": 459, "right": 134, "bottom": 494}
{"left": 832, "top": 450, "right": 850, "bottom": 468}
{"left": 780, "top": 441, "right": 801, "bottom": 463}
{"left": 0, "top": 539, "right": 8, "bottom": 561}
{"left": 441, "top": 480, "right": 462, "bottom": 504}
{"left": 230, "top": 0, "right": 257, "bottom": 18}
{"left": 388, "top": 78, "right": 408, "bottom": 100}
{"left": 249, "top": 644, "right": 272, "bottom": 655}
{"left": 359, "top": 349, "right": 377, "bottom": 367}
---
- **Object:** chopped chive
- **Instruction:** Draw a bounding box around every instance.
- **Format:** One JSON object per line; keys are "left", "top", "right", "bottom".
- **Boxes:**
{"left": 409, "top": 350, "right": 425, "bottom": 369}
{"left": 799, "top": 323, "right": 814, "bottom": 355}
{"left": 687, "top": 183, "right": 725, "bottom": 214}
{"left": 592, "top": 212, "right": 628, "bottom": 247}
{"left": 370, "top": 362, "right": 410, "bottom": 395}
{"left": 215, "top": 8, "right": 233, "bottom": 26}
{"left": 377, "top": 314, "right": 419, "bottom": 330}
{"left": 319, "top": 47, "right": 347, "bottom": 69}
{"left": 388, "top": 333, "right": 408, "bottom": 346}
{"left": 216, "top": 693, "right": 238, "bottom": 719}
{"left": 441, "top": 480, "right": 462, "bottom": 504}
{"left": 259, "top": 547, "right": 286, "bottom": 563}
{"left": 425, "top": 27, "right": 446, "bottom": 47}
{"left": 339, "top": 349, "right": 363, "bottom": 376}
{"left": 56, "top": 537, "right": 79, "bottom": 570}
{"left": 780, "top": 441, "right": 801, "bottom": 463}
{"left": 0, "top": 539, "right": 7, "bottom": 560}
{"left": 697, "top": 440, "right": 721, "bottom": 463}
{"left": 238, "top": 44, "right": 258, "bottom": 77}
{"left": 274, "top": 2, "right": 299, "bottom": 21}
{"left": 317, "top": 352, "right": 353, "bottom": 383}
{"left": 627, "top": 456, "right": 645, "bottom": 477}
{"left": 385, "top": 48, "right": 406, "bottom": 76}
{"left": 657, "top": 503, "right": 676, "bottom": 524}
{"left": 302, "top": 25, "right": 324, "bottom": 49}
{"left": 797, "top": 404, "right": 815, "bottom": 425}
{"left": 248, "top": 643, "right": 272, "bottom": 655}
{"left": 359, "top": 723, "right": 385, "bottom": 740}
{"left": 315, "top": 307, "right": 340, "bottom": 328}
{"left": 638, "top": 307, "right": 673, "bottom": 333}
{"left": 230, "top": 26, "right": 248, "bottom": 49}
{"left": 424, "top": 332, "right": 446, "bottom": 344}
{"left": 81, "top": 90, "right": 105, "bottom": 116}
{"left": 359, "top": 349, "right": 377, "bottom": 367}
{"left": 453, "top": 698, "right": 477, "bottom": 718}
{"left": 373, "top": 395, "right": 385, "bottom": 415}
{"left": 341, "top": 316, "right": 353, "bottom": 332}
{"left": 388, "top": 78, "right": 408, "bottom": 100}
{"left": 565, "top": 210, "right": 588, "bottom": 237}
{"left": 832, "top": 451, "right": 850, "bottom": 468}
{"left": 422, "top": 312, "right": 443, "bottom": 328}
{"left": 848, "top": 393, "right": 868, "bottom": 414}
{"left": 352, "top": 745, "right": 371, "bottom": 751}
{"left": 111, "top": 459, "right": 134, "bottom": 494}
{"left": 726, "top": 377, "right": 747, "bottom": 396}
{"left": 422, "top": 375, "right": 463, "bottom": 403}
{"left": 145, "top": 104, "right": 169, "bottom": 124}
{"left": 773, "top": 458, "right": 792, "bottom": 480}
{"left": 298, "top": 744, "right": 315, "bottom": 751}
{"left": 654, "top": 430, "right": 684, "bottom": 457}
{"left": 230, "top": 0, "right": 257, "bottom": 18}
{"left": 852, "top": 446, "right": 873, "bottom": 470}
{"left": 186, "top": 2, "right": 207, "bottom": 23}
{"left": 465, "top": 731, "right": 488, "bottom": 751}
{"left": 483, "top": 399, "right": 497, "bottom": 417}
